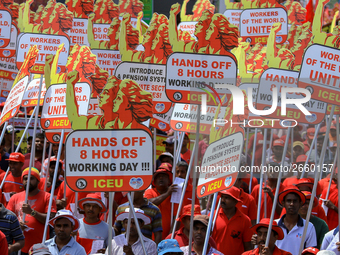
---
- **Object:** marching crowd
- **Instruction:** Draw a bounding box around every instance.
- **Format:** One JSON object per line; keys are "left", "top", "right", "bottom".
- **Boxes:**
{"left": 0, "top": 123, "right": 338, "bottom": 255}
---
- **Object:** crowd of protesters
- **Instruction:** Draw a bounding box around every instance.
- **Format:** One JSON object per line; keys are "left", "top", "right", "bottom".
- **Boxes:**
{"left": 0, "top": 122, "right": 339, "bottom": 255}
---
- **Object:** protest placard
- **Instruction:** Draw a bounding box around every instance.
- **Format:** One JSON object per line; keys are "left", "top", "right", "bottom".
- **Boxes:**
{"left": 170, "top": 103, "right": 227, "bottom": 134}
{"left": 0, "top": 79, "right": 13, "bottom": 102}
{"left": 65, "top": 129, "right": 153, "bottom": 192}
{"left": 0, "top": 56, "right": 18, "bottom": 80}
{"left": 92, "top": 49, "right": 121, "bottom": 76}
{"left": 150, "top": 108, "right": 173, "bottom": 132}
{"left": 257, "top": 69, "right": 326, "bottom": 124}
{"left": 197, "top": 132, "right": 243, "bottom": 198}
{"left": 223, "top": 10, "right": 242, "bottom": 28}
{"left": 21, "top": 78, "right": 46, "bottom": 107}
{"left": 45, "top": 129, "right": 72, "bottom": 144}
{"left": 239, "top": 8, "right": 288, "bottom": 45}
{"left": 239, "top": 83, "right": 288, "bottom": 129}
{"left": 93, "top": 23, "right": 110, "bottom": 41}
{"left": 16, "top": 34, "right": 70, "bottom": 74}
{"left": 67, "top": 18, "right": 90, "bottom": 46}
{"left": 115, "top": 62, "right": 171, "bottom": 114}
{"left": 166, "top": 52, "right": 236, "bottom": 106}
{"left": 0, "top": 76, "right": 28, "bottom": 126}
{"left": 41, "top": 83, "right": 91, "bottom": 130}
{"left": 0, "top": 8, "right": 12, "bottom": 48}
{"left": 298, "top": 44, "right": 340, "bottom": 106}
{"left": 0, "top": 23, "right": 18, "bottom": 58}
{"left": 178, "top": 22, "right": 197, "bottom": 39}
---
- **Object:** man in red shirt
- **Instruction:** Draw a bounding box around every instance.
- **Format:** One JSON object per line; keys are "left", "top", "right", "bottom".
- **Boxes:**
{"left": 248, "top": 130, "right": 279, "bottom": 168}
{"left": 242, "top": 218, "right": 291, "bottom": 255}
{"left": 0, "top": 152, "right": 25, "bottom": 204}
{"left": 251, "top": 163, "right": 285, "bottom": 220}
{"left": 180, "top": 133, "right": 191, "bottom": 164}
{"left": 0, "top": 230, "right": 8, "bottom": 255}
{"left": 212, "top": 186, "right": 252, "bottom": 255}
{"left": 320, "top": 179, "right": 339, "bottom": 230}
{"left": 22, "top": 133, "right": 45, "bottom": 170}
{"left": 39, "top": 158, "right": 64, "bottom": 199}
{"left": 166, "top": 204, "right": 216, "bottom": 248}
{"left": 234, "top": 173, "right": 257, "bottom": 225}
{"left": 303, "top": 128, "right": 314, "bottom": 153}
{"left": 144, "top": 165, "right": 178, "bottom": 239}
{"left": 7, "top": 167, "right": 57, "bottom": 255}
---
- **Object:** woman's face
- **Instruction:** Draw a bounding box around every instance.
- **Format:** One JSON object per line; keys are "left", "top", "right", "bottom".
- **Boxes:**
{"left": 112, "top": 90, "right": 129, "bottom": 113}
{"left": 205, "top": 23, "right": 218, "bottom": 41}
{"left": 98, "top": 82, "right": 115, "bottom": 109}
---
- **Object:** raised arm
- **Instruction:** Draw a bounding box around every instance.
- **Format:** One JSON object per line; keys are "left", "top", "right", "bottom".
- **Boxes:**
{"left": 23, "top": 0, "right": 35, "bottom": 32}
{"left": 180, "top": 0, "right": 192, "bottom": 21}
{"left": 313, "top": 0, "right": 328, "bottom": 40}
{"left": 49, "top": 44, "right": 65, "bottom": 87}
{"left": 66, "top": 70, "right": 88, "bottom": 129}
{"left": 169, "top": 3, "right": 186, "bottom": 52}
{"left": 136, "top": 11, "right": 143, "bottom": 44}
{"left": 238, "top": 42, "right": 254, "bottom": 83}
{"left": 87, "top": 13, "right": 101, "bottom": 49}
{"left": 119, "top": 13, "right": 134, "bottom": 61}
{"left": 267, "top": 22, "right": 281, "bottom": 66}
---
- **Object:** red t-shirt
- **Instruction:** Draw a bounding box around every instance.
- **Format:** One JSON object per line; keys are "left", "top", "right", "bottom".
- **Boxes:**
{"left": 165, "top": 226, "right": 217, "bottom": 248}
{"left": 0, "top": 230, "right": 8, "bottom": 255}
{"left": 211, "top": 208, "right": 252, "bottom": 255}
{"left": 248, "top": 133, "right": 279, "bottom": 167}
{"left": 240, "top": 174, "right": 258, "bottom": 194}
{"left": 56, "top": 181, "right": 90, "bottom": 212}
{"left": 242, "top": 246, "right": 292, "bottom": 255}
{"left": 251, "top": 183, "right": 285, "bottom": 220}
{"left": 6, "top": 190, "right": 57, "bottom": 253}
{"left": 181, "top": 149, "right": 191, "bottom": 164}
{"left": 320, "top": 184, "right": 339, "bottom": 230}
{"left": 144, "top": 187, "right": 199, "bottom": 239}
{"left": 0, "top": 171, "right": 24, "bottom": 194}
{"left": 22, "top": 153, "right": 43, "bottom": 171}
{"left": 237, "top": 188, "right": 257, "bottom": 221}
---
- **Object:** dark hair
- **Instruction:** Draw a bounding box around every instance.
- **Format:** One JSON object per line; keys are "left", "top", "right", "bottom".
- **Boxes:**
{"left": 176, "top": 161, "right": 188, "bottom": 171}
{"left": 36, "top": 133, "right": 45, "bottom": 140}
{"left": 27, "top": 136, "right": 33, "bottom": 142}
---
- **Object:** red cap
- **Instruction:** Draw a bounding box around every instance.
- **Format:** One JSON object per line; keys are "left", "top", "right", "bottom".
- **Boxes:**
{"left": 320, "top": 126, "right": 327, "bottom": 133}
{"left": 278, "top": 186, "right": 306, "bottom": 206}
{"left": 296, "top": 155, "right": 308, "bottom": 163}
{"left": 295, "top": 178, "right": 314, "bottom": 190}
{"left": 301, "top": 247, "right": 319, "bottom": 255}
{"left": 158, "top": 163, "right": 172, "bottom": 172}
{"left": 251, "top": 218, "right": 284, "bottom": 240}
{"left": 152, "top": 168, "right": 173, "bottom": 186}
{"left": 306, "top": 128, "right": 315, "bottom": 139}
{"left": 219, "top": 186, "right": 241, "bottom": 202}
{"left": 301, "top": 191, "right": 318, "bottom": 208}
{"left": 78, "top": 193, "right": 107, "bottom": 213}
{"left": 273, "top": 139, "right": 284, "bottom": 147}
{"left": 177, "top": 204, "right": 201, "bottom": 222}
{"left": 6, "top": 152, "right": 25, "bottom": 163}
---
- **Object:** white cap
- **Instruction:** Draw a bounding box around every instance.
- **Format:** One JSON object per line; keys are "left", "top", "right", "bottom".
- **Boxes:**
{"left": 116, "top": 208, "right": 151, "bottom": 225}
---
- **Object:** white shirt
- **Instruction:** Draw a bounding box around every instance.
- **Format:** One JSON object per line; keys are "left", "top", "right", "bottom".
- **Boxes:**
{"left": 275, "top": 215, "right": 317, "bottom": 255}
{"left": 45, "top": 236, "right": 86, "bottom": 255}
{"left": 105, "top": 234, "right": 157, "bottom": 255}
{"left": 180, "top": 245, "right": 224, "bottom": 255}
{"left": 321, "top": 227, "right": 340, "bottom": 254}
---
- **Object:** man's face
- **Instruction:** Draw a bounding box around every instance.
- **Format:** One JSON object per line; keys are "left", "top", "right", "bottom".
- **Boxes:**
{"left": 165, "top": 143, "right": 174, "bottom": 155}
{"left": 54, "top": 218, "right": 73, "bottom": 241}
{"left": 299, "top": 198, "right": 310, "bottom": 217}
{"left": 52, "top": 143, "right": 59, "bottom": 155}
{"left": 193, "top": 222, "right": 207, "bottom": 245}
{"left": 23, "top": 175, "right": 39, "bottom": 192}
{"left": 256, "top": 227, "right": 277, "bottom": 249}
{"left": 272, "top": 146, "right": 283, "bottom": 158}
{"left": 176, "top": 166, "right": 187, "bottom": 179}
{"left": 182, "top": 135, "right": 189, "bottom": 148}
{"left": 9, "top": 161, "right": 23, "bottom": 173}
{"left": 317, "top": 138, "right": 324, "bottom": 152}
{"left": 293, "top": 146, "right": 304, "bottom": 161}
{"left": 154, "top": 173, "right": 170, "bottom": 189}
{"left": 220, "top": 194, "right": 238, "bottom": 210}
{"left": 122, "top": 219, "right": 142, "bottom": 236}
{"left": 83, "top": 203, "right": 101, "bottom": 218}
{"left": 160, "top": 156, "right": 173, "bottom": 165}
{"left": 27, "top": 139, "right": 32, "bottom": 153}
{"left": 35, "top": 138, "right": 44, "bottom": 152}
{"left": 182, "top": 216, "right": 191, "bottom": 231}
{"left": 283, "top": 193, "right": 302, "bottom": 215}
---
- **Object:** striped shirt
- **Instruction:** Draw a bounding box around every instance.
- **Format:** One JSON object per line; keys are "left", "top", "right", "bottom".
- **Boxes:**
{"left": 105, "top": 234, "right": 157, "bottom": 255}
{"left": 114, "top": 199, "right": 162, "bottom": 239}
{"left": 0, "top": 203, "right": 24, "bottom": 245}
